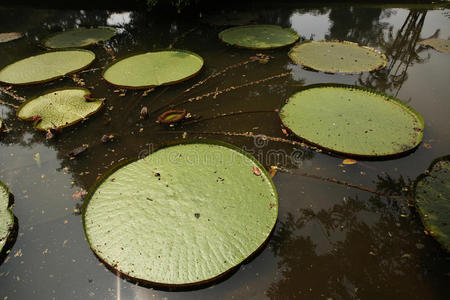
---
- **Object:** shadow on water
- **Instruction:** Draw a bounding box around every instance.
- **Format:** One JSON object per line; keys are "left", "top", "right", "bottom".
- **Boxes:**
{"left": 0, "top": 3, "right": 449, "bottom": 299}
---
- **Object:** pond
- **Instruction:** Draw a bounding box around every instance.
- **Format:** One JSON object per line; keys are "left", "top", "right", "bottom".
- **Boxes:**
{"left": 0, "top": 3, "right": 449, "bottom": 299}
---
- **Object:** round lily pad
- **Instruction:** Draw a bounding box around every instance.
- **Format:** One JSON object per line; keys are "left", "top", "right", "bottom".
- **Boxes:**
{"left": 102, "top": 50, "right": 204, "bottom": 89}
{"left": 419, "top": 38, "right": 450, "bottom": 54}
{"left": 44, "top": 27, "right": 117, "bottom": 49}
{"left": 218, "top": 25, "right": 299, "bottom": 49}
{"left": 0, "top": 32, "right": 23, "bottom": 43}
{"left": 279, "top": 84, "right": 424, "bottom": 157}
{"left": 0, "top": 50, "right": 95, "bottom": 85}
{"left": 0, "top": 181, "right": 14, "bottom": 254}
{"left": 17, "top": 88, "right": 104, "bottom": 130}
{"left": 414, "top": 156, "right": 450, "bottom": 251}
{"left": 288, "top": 41, "right": 387, "bottom": 73}
{"left": 83, "top": 140, "right": 278, "bottom": 286}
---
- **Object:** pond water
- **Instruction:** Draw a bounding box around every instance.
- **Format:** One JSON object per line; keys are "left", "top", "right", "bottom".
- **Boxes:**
{"left": 1, "top": 3, "right": 449, "bottom": 299}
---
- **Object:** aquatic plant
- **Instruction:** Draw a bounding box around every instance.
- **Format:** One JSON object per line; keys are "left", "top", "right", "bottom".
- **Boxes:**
{"left": 414, "top": 155, "right": 450, "bottom": 251}
{"left": 83, "top": 140, "right": 278, "bottom": 286}
{"left": 279, "top": 84, "right": 424, "bottom": 157}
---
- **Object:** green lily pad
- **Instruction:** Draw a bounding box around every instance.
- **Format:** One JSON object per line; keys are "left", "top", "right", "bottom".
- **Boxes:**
{"left": 102, "top": 50, "right": 204, "bottom": 89}
{"left": 0, "top": 32, "right": 23, "bottom": 43}
{"left": 17, "top": 88, "right": 104, "bottom": 130}
{"left": 288, "top": 41, "right": 387, "bottom": 73}
{"left": 0, "top": 181, "right": 14, "bottom": 254}
{"left": 279, "top": 84, "right": 424, "bottom": 157}
{"left": 0, "top": 49, "right": 95, "bottom": 85}
{"left": 414, "top": 156, "right": 450, "bottom": 251}
{"left": 83, "top": 140, "right": 278, "bottom": 286}
{"left": 419, "top": 38, "right": 450, "bottom": 54}
{"left": 218, "top": 25, "right": 299, "bottom": 49}
{"left": 44, "top": 27, "right": 117, "bottom": 49}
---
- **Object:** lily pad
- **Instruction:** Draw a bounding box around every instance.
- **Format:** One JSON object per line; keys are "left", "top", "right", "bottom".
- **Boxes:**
{"left": 0, "top": 50, "right": 95, "bottom": 85}
{"left": 83, "top": 140, "right": 278, "bottom": 286}
{"left": 288, "top": 41, "right": 387, "bottom": 73}
{"left": 218, "top": 25, "right": 299, "bottom": 49}
{"left": 0, "top": 32, "right": 23, "bottom": 43}
{"left": 44, "top": 27, "right": 117, "bottom": 49}
{"left": 17, "top": 88, "right": 104, "bottom": 130}
{"left": 414, "top": 156, "right": 450, "bottom": 251}
{"left": 279, "top": 84, "right": 424, "bottom": 157}
{"left": 0, "top": 181, "right": 14, "bottom": 254}
{"left": 102, "top": 50, "right": 204, "bottom": 89}
{"left": 419, "top": 38, "right": 450, "bottom": 54}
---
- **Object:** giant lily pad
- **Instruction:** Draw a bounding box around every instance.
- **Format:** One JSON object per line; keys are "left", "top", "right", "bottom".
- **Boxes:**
{"left": 419, "top": 38, "right": 450, "bottom": 54}
{"left": 83, "top": 140, "right": 278, "bottom": 286}
{"left": 279, "top": 84, "right": 424, "bottom": 157}
{"left": 288, "top": 41, "right": 387, "bottom": 73}
{"left": 17, "top": 88, "right": 104, "bottom": 130}
{"left": 414, "top": 156, "right": 450, "bottom": 251}
{"left": 218, "top": 25, "right": 299, "bottom": 49}
{"left": 102, "top": 50, "right": 204, "bottom": 89}
{"left": 0, "top": 50, "right": 95, "bottom": 85}
{"left": 44, "top": 27, "right": 117, "bottom": 49}
{"left": 0, "top": 181, "right": 14, "bottom": 254}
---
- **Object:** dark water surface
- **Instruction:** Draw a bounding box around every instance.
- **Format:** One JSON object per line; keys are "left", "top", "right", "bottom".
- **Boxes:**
{"left": 0, "top": 4, "right": 449, "bottom": 300}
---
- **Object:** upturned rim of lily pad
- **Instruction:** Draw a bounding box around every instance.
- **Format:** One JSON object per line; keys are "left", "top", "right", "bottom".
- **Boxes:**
{"left": 0, "top": 32, "right": 23, "bottom": 43}
{"left": 101, "top": 49, "right": 204, "bottom": 89}
{"left": 0, "top": 49, "right": 96, "bottom": 86}
{"left": 16, "top": 87, "right": 105, "bottom": 131}
{"left": 43, "top": 26, "right": 118, "bottom": 49}
{"left": 288, "top": 40, "right": 387, "bottom": 74}
{"left": 82, "top": 138, "right": 278, "bottom": 288}
{"left": 0, "top": 180, "right": 15, "bottom": 259}
{"left": 278, "top": 83, "right": 424, "bottom": 159}
{"left": 218, "top": 24, "right": 300, "bottom": 50}
{"left": 413, "top": 155, "right": 450, "bottom": 252}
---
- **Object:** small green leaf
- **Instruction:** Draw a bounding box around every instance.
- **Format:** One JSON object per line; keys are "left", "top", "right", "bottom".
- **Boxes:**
{"left": 17, "top": 88, "right": 104, "bottom": 130}
{"left": 83, "top": 140, "right": 278, "bottom": 286}
{"left": 102, "top": 50, "right": 204, "bottom": 89}
{"left": 219, "top": 25, "right": 299, "bottom": 50}
{"left": 288, "top": 40, "right": 387, "bottom": 73}
{"left": 0, "top": 50, "right": 95, "bottom": 85}
{"left": 414, "top": 156, "right": 450, "bottom": 251}
{"left": 279, "top": 84, "right": 424, "bottom": 157}
{"left": 44, "top": 27, "right": 117, "bottom": 49}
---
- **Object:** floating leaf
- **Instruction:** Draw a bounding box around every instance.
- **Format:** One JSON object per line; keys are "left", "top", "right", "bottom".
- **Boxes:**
{"left": 157, "top": 110, "right": 187, "bottom": 124}
{"left": 279, "top": 84, "right": 424, "bottom": 157}
{"left": 342, "top": 159, "right": 357, "bottom": 165}
{"left": 44, "top": 27, "right": 117, "bottom": 49}
{"left": 17, "top": 88, "right": 103, "bottom": 130}
{"left": 218, "top": 25, "right": 299, "bottom": 49}
{"left": 102, "top": 50, "right": 204, "bottom": 89}
{"left": 0, "top": 50, "right": 95, "bottom": 85}
{"left": 288, "top": 41, "right": 387, "bottom": 73}
{"left": 83, "top": 140, "right": 278, "bottom": 286}
{"left": 0, "top": 181, "right": 14, "bottom": 254}
{"left": 0, "top": 32, "right": 23, "bottom": 43}
{"left": 419, "top": 38, "right": 450, "bottom": 54}
{"left": 414, "top": 156, "right": 450, "bottom": 251}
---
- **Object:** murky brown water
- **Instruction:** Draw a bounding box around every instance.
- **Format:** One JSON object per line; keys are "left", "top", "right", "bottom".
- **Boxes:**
{"left": 0, "top": 3, "right": 449, "bottom": 299}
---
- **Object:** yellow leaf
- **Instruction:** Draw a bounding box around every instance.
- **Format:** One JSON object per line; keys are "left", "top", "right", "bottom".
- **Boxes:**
{"left": 342, "top": 159, "right": 357, "bottom": 165}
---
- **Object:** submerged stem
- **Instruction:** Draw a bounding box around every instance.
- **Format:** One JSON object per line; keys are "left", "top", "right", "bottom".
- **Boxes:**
{"left": 183, "top": 110, "right": 276, "bottom": 125}
{"left": 0, "top": 86, "right": 26, "bottom": 102}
